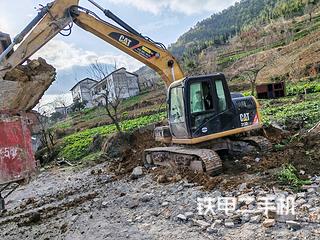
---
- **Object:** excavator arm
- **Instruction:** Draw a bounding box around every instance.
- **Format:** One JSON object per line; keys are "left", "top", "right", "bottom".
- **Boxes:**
{"left": 0, "top": 0, "right": 184, "bottom": 87}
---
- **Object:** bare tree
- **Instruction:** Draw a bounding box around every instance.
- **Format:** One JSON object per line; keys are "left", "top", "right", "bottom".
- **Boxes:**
{"left": 231, "top": 51, "right": 281, "bottom": 96}
{"left": 232, "top": 56, "right": 267, "bottom": 96}
{"left": 241, "top": 65, "right": 267, "bottom": 96}
{"left": 88, "top": 59, "right": 110, "bottom": 80}
{"left": 99, "top": 86, "right": 123, "bottom": 133}
{"left": 36, "top": 104, "right": 55, "bottom": 163}
{"left": 53, "top": 95, "right": 69, "bottom": 117}
{"left": 88, "top": 59, "right": 123, "bottom": 133}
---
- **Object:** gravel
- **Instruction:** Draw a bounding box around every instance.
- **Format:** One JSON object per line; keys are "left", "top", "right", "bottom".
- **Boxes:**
{"left": 0, "top": 163, "right": 319, "bottom": 240}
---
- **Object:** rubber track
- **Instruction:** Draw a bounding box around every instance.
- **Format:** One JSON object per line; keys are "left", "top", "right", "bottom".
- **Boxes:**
{"left": 144, "top": 146, "right": 222, "bottom": 176}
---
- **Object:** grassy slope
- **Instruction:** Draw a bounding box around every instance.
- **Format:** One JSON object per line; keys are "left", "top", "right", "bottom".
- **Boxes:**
{"left": 261, "top": 92, "right": 320, "bottom": 128}
{"left": 59, "top": 112, "right": 166, "bottom": 161}
{"left": 54, "top": 80, "right": 320, "bottom": 162}
{"left": 52, "top": 89, "right": 167, "bottom": 162}
{"left": 218, "top": 14, "right": 320, "bottom": 69}
{"left": 256, "top": 79, "right": 320, "bottom": 128}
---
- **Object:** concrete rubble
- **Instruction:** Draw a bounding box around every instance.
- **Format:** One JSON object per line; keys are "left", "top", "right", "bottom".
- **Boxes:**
{"left": 0, "top": 58, "right": 56, "bottom": 111}
{"left": 131, "top": 166, "right": 144, "bottom": 179}
{"left": 0, "top": 162, "right": 319, "bottom": 240}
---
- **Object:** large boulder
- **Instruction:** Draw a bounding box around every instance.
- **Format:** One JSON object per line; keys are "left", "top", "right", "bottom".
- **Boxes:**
{"left": 0, "top": 58, "right": 56, "bottom": 111}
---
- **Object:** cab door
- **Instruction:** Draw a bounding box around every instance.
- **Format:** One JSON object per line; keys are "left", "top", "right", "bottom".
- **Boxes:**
{"left": 188, "top": 78, "right": 220, "bottom": 138}
{"left": 212, "top": 77, "right": 235, "bottom": 132}
{"left": 187, "top": 75, "right": 235, "bottom": 138}
{"left": 168, "top": 84, "right": 189, "bottom": 139}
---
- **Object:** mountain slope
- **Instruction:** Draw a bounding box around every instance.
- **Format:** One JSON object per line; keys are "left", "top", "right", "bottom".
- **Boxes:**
{"left": 135, "top": 0, "right": 320, "bottom": 88}
{"left": 170, "top": 0, "right": 319, "bottom": 58}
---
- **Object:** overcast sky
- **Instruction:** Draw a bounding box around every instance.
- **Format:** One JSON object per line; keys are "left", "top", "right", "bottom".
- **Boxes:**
{"left": 0, "top": 0, "right": 238, "bottom": 105}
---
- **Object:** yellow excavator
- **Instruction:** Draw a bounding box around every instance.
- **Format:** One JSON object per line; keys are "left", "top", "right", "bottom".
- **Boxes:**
{"left": 0, "top": 0, "right": 271, "bottom": 176}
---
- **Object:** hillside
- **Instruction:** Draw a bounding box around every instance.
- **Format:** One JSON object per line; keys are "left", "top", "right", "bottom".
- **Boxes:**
{"left": 135, "top": 0, "right": 320, "bottom": 90}
{"left": 227, "top": 23, "right": 320, "bottom": 84}
{"left": 198, "top": 11, "right": 320, "bottom": 84}
{"left": 170, "top": 0, "right": 320, "bottom": 58}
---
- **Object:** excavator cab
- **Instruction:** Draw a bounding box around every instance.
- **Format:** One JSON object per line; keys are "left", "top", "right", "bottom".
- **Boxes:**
{"left": 158, "top": 73, "right": 262, "bottom": 144}
{"left": 169, "top": 74, "right": 233, "bottom": 138}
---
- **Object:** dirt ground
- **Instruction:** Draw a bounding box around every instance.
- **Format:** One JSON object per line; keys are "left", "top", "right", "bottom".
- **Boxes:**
{"left": 0, "top": 160, "right": 319, "bottom": 239}
{"left": 1, "top": 124, "right": 320, "bottom": 239}
{"left": 105, "top": 123, "right": 320, "bottom": 190}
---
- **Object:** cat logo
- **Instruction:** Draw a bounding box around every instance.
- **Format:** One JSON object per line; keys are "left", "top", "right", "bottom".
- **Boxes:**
{"left": 240, "top": 113, "right": 250, "bottom": 122}
{"left": 119, "top": 35, "right": 132, "bottom": 47}
{"left": 109, "top": 32, "right": 139, "bottom": 48}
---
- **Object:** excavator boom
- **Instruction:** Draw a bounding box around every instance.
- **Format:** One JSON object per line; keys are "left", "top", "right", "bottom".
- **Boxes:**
{"left": 0, "top": 0, "right": 184, "bottom": 86}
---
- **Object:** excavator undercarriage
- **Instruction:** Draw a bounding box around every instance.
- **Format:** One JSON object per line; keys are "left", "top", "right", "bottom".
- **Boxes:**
{"left": 144, "top": 135, "right": 272, "bottom": 176}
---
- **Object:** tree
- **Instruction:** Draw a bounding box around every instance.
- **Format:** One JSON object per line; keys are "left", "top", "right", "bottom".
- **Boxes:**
{"left": 304, "top": 0, "right": 317, "bottom": 22}
{"left": 88, "top": 59, "right": 110, "bottom": 80}
{"left": 71, "top": 99, "right": 87, "bottom": 112}
{"left": 87, "top": 58, "right": 117, "bottom": 81}
{"left": 240, "top": 65, "right": 267, "bottom": 96}
{"left": 99, "top": 87, "right": 123, "bottom": 133}
{"left": 88, "top": 59, "right": 123, "bottom": 133}
{"left": 53, "top": 95, "right": 69, "bottom": 117}
{"left": 230, "top": 55, "right": 267, "bottom": 96}
{"left": 230, "top": 51, "right": 281, "bottom": 96}
{"left": 36, "top": 105, "right": 56, "bottom": 164}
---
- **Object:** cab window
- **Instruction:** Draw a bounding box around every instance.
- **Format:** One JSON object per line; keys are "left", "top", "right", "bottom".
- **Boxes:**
{"left": 215, "top": 80, "right": 227, "bottom": 112}
{"left": 190, "top": 82, "right": 214, "bottom": 114}
{"left": 169, "top": 86, "right": 185, "bottom": 123}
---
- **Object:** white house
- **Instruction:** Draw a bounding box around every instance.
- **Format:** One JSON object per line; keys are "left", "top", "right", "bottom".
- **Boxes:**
{"left": 91, "top": 68, "right": 140, "bottom": 106}
{"left": 70, "top": 78, "right": 98, "bottom": 108}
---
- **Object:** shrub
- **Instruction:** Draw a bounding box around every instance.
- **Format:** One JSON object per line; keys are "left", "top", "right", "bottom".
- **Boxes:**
{"left": 277, "top": 164, "right": 311, "bottom": 190}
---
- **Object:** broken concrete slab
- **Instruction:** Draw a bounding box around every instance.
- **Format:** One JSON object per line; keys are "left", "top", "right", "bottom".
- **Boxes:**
{"left": 0, "top": 58, "right": 56, "bottom": 111}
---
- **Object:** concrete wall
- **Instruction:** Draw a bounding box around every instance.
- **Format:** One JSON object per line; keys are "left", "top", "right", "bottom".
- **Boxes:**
{"left": 71, "top": 78, "right": 97, "bottom": 108}
{"left": 112, "top": 69, "right": 140, "bottom": 100}
{"left": 91, "top": 68, "right": 140, "bottom": 107}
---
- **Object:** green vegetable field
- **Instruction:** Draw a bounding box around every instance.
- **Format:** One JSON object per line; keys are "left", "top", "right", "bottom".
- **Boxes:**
{"left": 58, "top": 112, "right": 166, "bottom": 161}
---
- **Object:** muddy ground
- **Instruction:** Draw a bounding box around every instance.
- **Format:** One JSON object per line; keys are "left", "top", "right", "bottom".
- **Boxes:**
{"left": 0, "top": 125, "right": 320, "bottom": 239}
{"left": 0, "top": 164, "right": 319, "bottom": 239}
